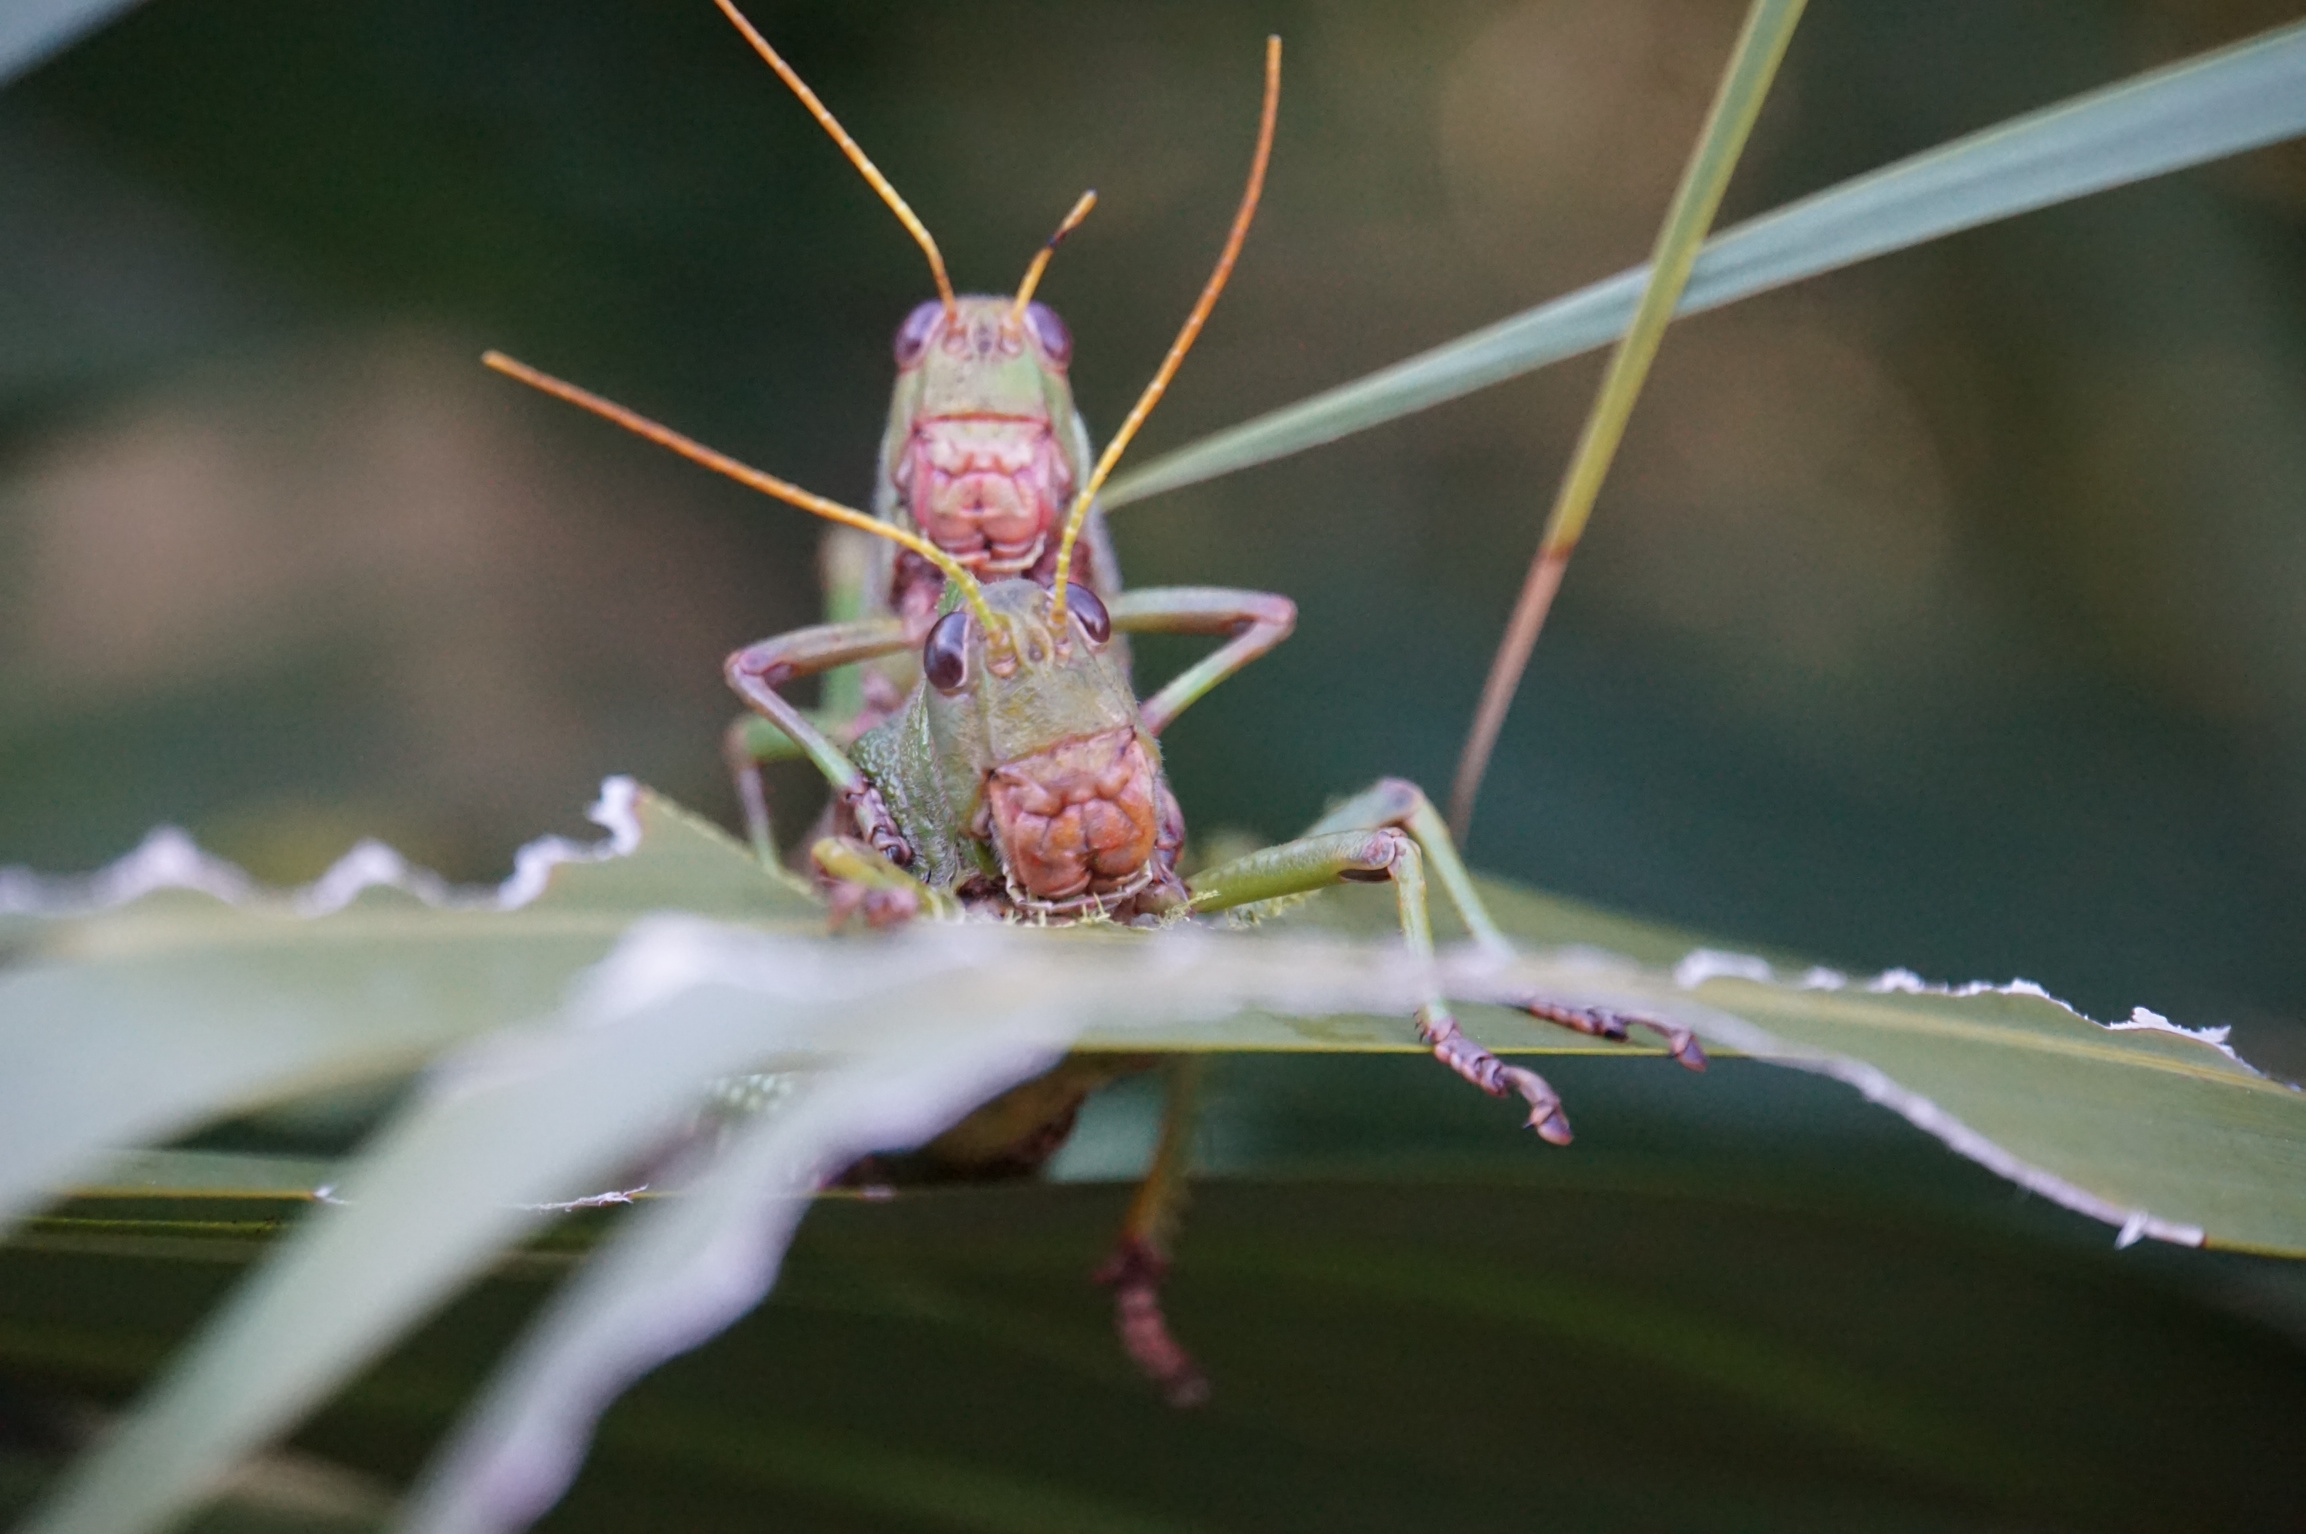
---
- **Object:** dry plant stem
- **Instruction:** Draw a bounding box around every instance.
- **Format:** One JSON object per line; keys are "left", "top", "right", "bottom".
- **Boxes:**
{"left": 1447, "top": 0, "right": 1808, "bottom": 841}
{"left": 1049, "top": 34, "right": 1281, "bottom": 628}
{"left": 1448, "top": 548, "right": 1568, "bottom": 843}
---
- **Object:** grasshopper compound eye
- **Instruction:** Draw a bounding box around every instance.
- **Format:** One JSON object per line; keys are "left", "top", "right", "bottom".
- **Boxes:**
{"left": 1024, "top": 302, "right": 1072, "bottom": 369}
{"left": 1066, "top": 583, "right": 1110, "bottom": 645}
{"left": 894, "top": 300, "right": 945, "bottom": 368}
{"left": 923, "top": 609, "right": 970, "bottom": 692}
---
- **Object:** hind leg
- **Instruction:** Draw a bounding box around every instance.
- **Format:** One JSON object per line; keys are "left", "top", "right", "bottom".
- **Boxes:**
{"left": 1185, "top": 822, "right": 1575, "bottom": 1142}
{"left": 1308, "top": 779, "right": 1706, "bottom": 1071}
{"left": 1095, "top": 1058, "right": 1208, "bottom": 1407}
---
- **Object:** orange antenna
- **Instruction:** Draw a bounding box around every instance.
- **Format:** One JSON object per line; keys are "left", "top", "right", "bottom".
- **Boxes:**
{"left": 1011, "top": 190, "right": 1099, "bottom": 323}
{"left": 1051, "top": 35, "right": 1280, "bottom": 627}
{"left": 711, "top": 0, "right": 958, "bottom": 324}
{"left": 483, "top": 352, "right": 996, "bottom": 635}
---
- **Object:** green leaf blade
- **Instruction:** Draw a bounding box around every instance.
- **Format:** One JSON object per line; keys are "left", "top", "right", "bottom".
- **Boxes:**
{"left": 1103, "top": 19, "right": 2306, "bottom": 509}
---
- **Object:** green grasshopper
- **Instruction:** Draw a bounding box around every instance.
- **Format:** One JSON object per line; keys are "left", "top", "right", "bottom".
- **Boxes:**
{"left": 491, "top": 35, "right": 1703, "bottom": 1406}
{"left": 488, "top": 396, "right": 1704, "bottom": 1407}
{"left": 703, "top": 0, "right": 1145, "bottom": 857}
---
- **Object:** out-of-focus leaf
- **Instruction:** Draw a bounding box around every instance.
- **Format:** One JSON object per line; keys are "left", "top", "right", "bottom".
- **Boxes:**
{"left": 0, "top": 782, "right": 810, "bottom": 1232}
{"left": 10, "top": 1175, "right": 2304, "bottom": 1534}
{"left": 14, "top": 912, "right": 1470, "bottom": 1534}
{"left": 8, "top": 788, "right": 2304, "bottom": 1534}
{"left": 399, "top": 1000, "right": 1083, "bottom": 1534}
{"left": 1102, "top": 19, "right": 2306, "bottom": 508}
{"left": 0, "top": 0, "right": 144, "bottom": 87}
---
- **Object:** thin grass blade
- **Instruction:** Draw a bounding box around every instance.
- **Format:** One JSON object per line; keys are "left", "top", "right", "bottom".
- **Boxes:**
{"left": 1102, "top": 19, "right": 2306, "bottom": 509}
{"left": 1447, "top": 0, "right": 1804, "bottom": 839}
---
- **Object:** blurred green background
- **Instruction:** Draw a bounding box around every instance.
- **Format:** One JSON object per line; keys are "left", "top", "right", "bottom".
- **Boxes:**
{"left": 5, "top": 2, "right": 2306, "bottom": 1528}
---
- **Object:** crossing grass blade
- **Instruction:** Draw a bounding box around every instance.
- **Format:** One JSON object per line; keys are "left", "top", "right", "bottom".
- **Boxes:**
{"left": 1447, "top": 0, "right": 1805, "bottom": 840}
{"left": 1100, "top": 18, "right": 2306, "bottom": 510}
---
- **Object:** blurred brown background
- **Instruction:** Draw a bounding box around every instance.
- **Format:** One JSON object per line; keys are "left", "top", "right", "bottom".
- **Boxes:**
{"left": 3, "top": 0, "right": 2303, "bottom": 1068}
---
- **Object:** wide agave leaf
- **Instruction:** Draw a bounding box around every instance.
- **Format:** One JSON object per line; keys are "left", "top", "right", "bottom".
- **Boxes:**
{"left": 4, "top": 786, "right": 2299, "bottom": 1534}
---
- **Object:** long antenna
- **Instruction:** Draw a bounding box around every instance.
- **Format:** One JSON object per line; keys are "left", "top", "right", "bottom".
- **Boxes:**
{"left": 1049, "top": 34, "right": 1281, "bottom": 629}
{"left": 1446, "top": 0, "right": 1806, "bottom": 841}
{"left": 1011, "top": 190, "right": 1099, "bottom": 322}
{"left": 710, "top": 0, "right": 959, "bottom": 324}
{"left": 482, "top": 352, "right": 997, "bottom": 635}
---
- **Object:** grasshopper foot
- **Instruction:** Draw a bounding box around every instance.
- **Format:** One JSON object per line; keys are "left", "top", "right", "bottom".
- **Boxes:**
{"left": 823, "top": 878, "right": 922, "bottom": 931}
{"left": 1095, "top": 1239, "right": 1209, "bottom": 1408}
{"left": 1521, "top": 1000, "right": 1708, "bottom": 1072}
{"left": 1418, "top": 1007, "right": 1573, "bottom": 1144}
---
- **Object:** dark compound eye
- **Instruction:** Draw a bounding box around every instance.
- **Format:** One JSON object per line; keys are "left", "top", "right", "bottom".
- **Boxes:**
{"left": 893, "top": 301, "right": 944, "bottom": 368}
{"left": 923, "top": 609, "right": 970, "bottom": 693}
{"left": 1067, "top": 584, "right": 1110, "bottom": 645}
{"left": 1024, "top": 302, "right": 1072, "bottom": 368}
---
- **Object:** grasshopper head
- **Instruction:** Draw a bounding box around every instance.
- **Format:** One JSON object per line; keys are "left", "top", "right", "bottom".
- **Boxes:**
{"left": 917, "top": 578, "right": 1181, "bottom": 914}
{"left": 881, "top": 295, "right": 1086, "bottom": 598}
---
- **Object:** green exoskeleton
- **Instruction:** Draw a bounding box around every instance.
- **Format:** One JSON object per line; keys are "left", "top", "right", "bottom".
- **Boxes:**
{"left": 489, "top": 35, "right": 1704, "bottom": 1407}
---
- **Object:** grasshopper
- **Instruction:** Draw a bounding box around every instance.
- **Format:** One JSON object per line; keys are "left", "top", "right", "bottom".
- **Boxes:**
{"left": 490, "top": 37, "right": 1704, "bottom": 1406}
{"left": 702, "top": 0, "right": 1159, "bottom": 860}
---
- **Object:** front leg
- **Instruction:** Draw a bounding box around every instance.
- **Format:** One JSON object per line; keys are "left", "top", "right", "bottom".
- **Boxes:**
{"left": 1184, "top": 827, "right": 1575, "bottom": 1144}
{"left": 1108, "top": 587, "right": 1295, "bottom": 736}
{"left": 723, "top": 616, "right": 910, "bottom": 866}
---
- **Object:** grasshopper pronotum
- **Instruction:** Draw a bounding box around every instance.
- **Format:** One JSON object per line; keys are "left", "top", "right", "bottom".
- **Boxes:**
{"left": 489, "top": 30, "right": 1702, "bottom": 1407}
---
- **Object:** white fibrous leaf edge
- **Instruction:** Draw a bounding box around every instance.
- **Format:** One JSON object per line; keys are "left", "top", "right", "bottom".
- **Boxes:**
{"left": 3, "top": 779, "right": 2274, "bottom": 1256}
{"left": 0, "top": 777, "right": 644, "bottom": 917}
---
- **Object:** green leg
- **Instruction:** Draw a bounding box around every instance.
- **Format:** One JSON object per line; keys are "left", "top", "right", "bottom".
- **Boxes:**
{"left": 1309, "top": 778, "right": 1706, "bottom": 1071}
{"left": 1095, "top": 1058, "right": 1208, "bottom": 1407}
{"left": 1108, "top": 587, "right": 1296, "bottom": 736}
{"left": 1186, "top": 827, "right": 1575, "bottom": 1143}
{"left": 723, "top": 615, "right": 909, "bottom": 873}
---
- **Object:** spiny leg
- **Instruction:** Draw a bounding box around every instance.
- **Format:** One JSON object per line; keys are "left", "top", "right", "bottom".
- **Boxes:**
{"left": 1311, "top": 778, "right": 1706, "bottom": 1071}
{"left": 1185, "top": 827, "right": 1574, "bottom": 1143}
{"left": 1094, "top": 1058, "right": 1209, "bottom": 1407}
